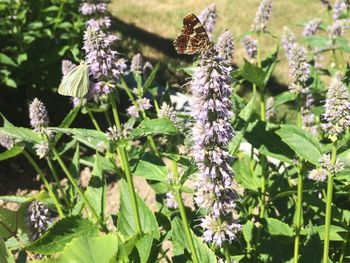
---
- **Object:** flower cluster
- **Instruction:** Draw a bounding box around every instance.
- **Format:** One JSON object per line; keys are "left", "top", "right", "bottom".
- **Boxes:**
{"left": 80, "top": 0, "right": 126, "bottom": 99}
{"left": 302, "top": 93, "right": 318, "bottom": 136}
{"left": 242, "top": 35, "right": 257, "bottom": 60}
{"left": 217, "top": 31, "right": 235, "bottom": 65}
{"left": 303, "top": 18, "right": 321, "bottom": 36}
{"left": 328, "top": 19, "right": 350, "bottom": 43}
{"left": 282, "top": 27, "right": 296, "bottom": 59}
{"left": 190, "top": 35, "right": 241, "bottom": 246}
{"left": 158, "top": 102, "right": 177, "bottom": 124}
{"left": 198, "top": 3, "right": 217, "bottom": 38}
{"left": 0, "top": 133, "right": 15, "bottom": 149}
{"left": 321, "top": 72, "right": 350, "bottom": 139}
{"left": 252, "top": 0, "right": 273, "bottom": 32}
{"left": 29, "top": 98, "right": 49, "bottom": 132}
{"left": 165, "top": 192, "right": 178, "bottom": 209}
{"left": 130, "top": 53, "right": 143, "bottom": 74}
{"left": 25, "top": 201, "right": 51, "bottom": 241}
{"left": 286, "top": 42, "right": 310, "bottom": 94}
{"left": 320, "top": 154, "right": 344, "bottom": 174}
{"left": 308, "top": 168, "right": 328, "bottom": 182}
{"left": 126, "top": 97, "right": 152, "bottom": 118}
{"left": 106, "top": 123, "right": 132, "bottom": 142}
{"left": 333, "top": 0, "right": 346, "bottom": 20}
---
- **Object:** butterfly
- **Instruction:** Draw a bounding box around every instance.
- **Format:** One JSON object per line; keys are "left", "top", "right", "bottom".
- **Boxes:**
{"left": 173, "top": 14, "right": 211, "bottom": 55}
{"left": 58, "top": 62, "right": 89, "bottom": 97}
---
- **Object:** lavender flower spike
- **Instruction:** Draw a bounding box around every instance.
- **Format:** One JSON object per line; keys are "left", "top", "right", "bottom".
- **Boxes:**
{"left": 29, "top": 98, "right": 49, "bottom": 132}
{"left": 190, "top": 43, "right": 240, "bottom": 246}
{"left": 321, "top": 72, "right": 350, "bottom": 140}
{"left": 0, "top": 133, "right": 15, "bottom": 149}
{"left": 282, "top": 27, "right": 296, "bottom": 59}
{"left": 217, "top": 31, "right": 235, "bottom": 65}
{"left": 287, "top": 43, "right": 310, "bottom": 94}
{"left": 198, "top": 3, "right": 217, "bottom": 38}
{"left": 131, "top": 53, "right": 143, "bottom": 74}
{"left": 242, "top": 35, "right": 257, "bottom": 60}
{"left": 252, "top": 0, "right": 273, "bottom": 32}
{"left": 303, "top": 18, "right": 322, "bottom": 36}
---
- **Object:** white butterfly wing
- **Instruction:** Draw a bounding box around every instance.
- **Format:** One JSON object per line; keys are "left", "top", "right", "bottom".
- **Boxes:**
{"left": 58, "top": 63, "right": 89, "bottom": 97}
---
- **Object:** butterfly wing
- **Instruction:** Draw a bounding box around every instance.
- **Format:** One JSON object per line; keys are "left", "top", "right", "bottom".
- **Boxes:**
{"left": 58, "top": 63, "right": 89, "bottom": 98}
{"left": 173, "top": 14, "right": 210, "bottom": 55}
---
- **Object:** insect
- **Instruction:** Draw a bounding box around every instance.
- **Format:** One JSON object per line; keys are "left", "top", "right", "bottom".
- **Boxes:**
{"left": 58, "top": 62, "right": 89, "bottom": 97}
{"left": 173, "top": 13, "right": 211, "bottom": 55}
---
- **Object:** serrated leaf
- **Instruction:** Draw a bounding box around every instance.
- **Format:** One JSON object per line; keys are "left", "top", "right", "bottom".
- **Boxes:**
{"left": 301, "top": 225, "right": 347, "bottom": 241}
{"left": 57, "top": 234, "right": 118, "bottom": 263}
{"left": 0, "top": 146, "right": 24, "bottom": 161}
{"left": 302, "top": 35, "right": 328, "bottom": 49}
{"left": 276, "top": 125, "right": 322, "bottom": 165}
{"left": 239, "top": 59, "right": 267, "bottom": 88}
{"left": 118, "top": 179, "right": 159, "bottom": 239}
{"left": 0, "top": 127, "right": 41, "bottom": 144}
{"left": 266, "top": 218, "right": 293, "bottom": 238}
{"left": 274, "top": 91, "right": 297, "bottom": 107}
{"left": 132, "top": 153, "right": 167, "bottom": 182}
{"left": 171, "top": 217, "right": 217, "bottom": 263}
{"left": 50, "top": 128, "right": 108, "bottom": 150}
{"left": 243, "top": 220, "right": 254, "bottom": 245}
{"left": 135, "top": 233, "right": 153, "bottom": 263}
{"left": 26, "top": 217, "right": 98, "bottom": 254}
{"left": 0, "top": 53, "right": 17, "bottom": 67}
{"left": 232, "top": 156, "right": 260, "bottom": 191}
{"left": 130, "top": 118, "right": 178, "bottom": 139}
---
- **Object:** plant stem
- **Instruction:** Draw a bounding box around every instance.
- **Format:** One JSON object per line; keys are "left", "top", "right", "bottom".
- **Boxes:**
{"left": 323, "top": 141, "right": 338, "bottom": 263}
{"left": 171, "top": 161, "right": 199, "bottom": 263}
{"left": 47, "top": 158, "right": 71, "bottom": 208}
{"left": 0, "top": 221, "right": 36, "bottom": 261}
{"left": 22, "top": 150, "right": 64, "bottom": 218}
{"left": 294, "top": 162, "right": 303, "bottom": 263}
{"left": 86, "top": 108, "right": 101, "bottom": 132}
{"left": 109, "top": 91, "right": 142, "bottom": 235}
{"left": 104, "top": 111, "right": 112, "bottom": 127}
{"left": 294, "top": 94, "right": 303, "bottom": 263}
{"left": 51, "top": 147, "right": 99, "bottom": 220}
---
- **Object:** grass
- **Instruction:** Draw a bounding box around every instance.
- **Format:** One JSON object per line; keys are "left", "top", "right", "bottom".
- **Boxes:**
{"left": 110, "top": 0, "right": 324, "bottom": 85}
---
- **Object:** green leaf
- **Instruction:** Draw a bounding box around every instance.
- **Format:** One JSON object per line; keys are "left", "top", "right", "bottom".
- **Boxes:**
{"left": 85, "top": 153, "right": 107, "bottom": 220}
{"left": 0, "top": 127, "right": 41, "bottom": 144}
{"left": 50, "top": 128, "right": 108, "bottom": 150}
{"left": 130, "top": 118, "right": 178, "bottom": 139}
{"left": 336, "top": 37, "right": 350, "bottom": 53}
{"left": 135, "top": 233, "right": 153, "bottom": 263}
{"left": 81, "top": 155, "right": 116, "bottom": 173}
{"left": 58, "top": 234, "right": 118, "bottom": 263}
{"left": 245, "top": 120, "right": 294, "bottom": 163}
{"left": 232, "top": 156, "right": 260, "bottom": 191}
{"left": 118, "top": 179, "right": 159, "bottom": 239}
{"left": 54, "top": 106, "right": 80, "bottom": 143}
{"left": 143, "top": 62, "right": 160, "bottom": 92}
{"left": 239, "top": 59, "right": 267, "bottom": 88}
{"left": 274, "top": 91, "right": 297, "bottom": 107}
{"left": 261, "top": 46, "right": 279, "bottom": 85}
{"left": 0, "top": 146, "right": 24, "bottom": 161}
{"left": 0, "top": 207, "right": 17, "bottom": 238}
{"left": 276, "top": 125, "right": 322, "bottom": 165}
{"left": 301, "top": 225, "right": 347, "bottom": 241}
{"left": 0, "top": 195, "right": 28, "bottom": 203}
{"left": 239, "top": 94, "right": 256, "bottom": 121}
{"left": 26, "top": 217, "right": 99, "bottom": 254}
{"left": 302, "top": 35, "right": 329, "bottom": 49}
{"left": 0, "top": 53, "right": 17, "bottom": 67}
{"left": 0, "top": 238, "right": 14, "bottom": 263}
{"left": 243, "top": 220, "right": 254, "bottom": 246}
{"left": 171, "top": 217, "right": 217, "bottom": 263}
{"left": 132, "top": 153, "right": 167, "bottom": 182}
{"left": 266, "top": 218, "right": 293, "bottom": 239}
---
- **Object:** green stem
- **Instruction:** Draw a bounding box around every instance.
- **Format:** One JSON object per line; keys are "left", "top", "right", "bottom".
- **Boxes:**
{"left": 87, "top": 108, "right": 101, "bottom": 132}
{"left": 22, "top": 150, "right": 64, "bottom": 218}
{"left": 323, "top": 141, "right": 338, "bottom": 263}
{"left": 51, "top": 147, "right": 99, "bottom": 220}
{"left": 109, "top": 91, "right": 142, "bottom": 235}
{"left": 339, "top": 232, "right": 348, "bottom": 263}
{"left": 120, "top": 145, "right": 142, "bottom": 235}
{"left": 224, "top": 242, "right": 231, "bottom": 263}
{"left": 47, "top": 158, "right": 71, "bottom": 208}
{"left": 294, "top": 162, "right": 303, "bottom": 263}
{"left": 297, "top": 94, "right": 302, "bottom": 128}
{"left": 171, "top": 161, "right": 199, "bottom": 263}
{"left": 104, "top": 111, "right": 112, "bottom": 127}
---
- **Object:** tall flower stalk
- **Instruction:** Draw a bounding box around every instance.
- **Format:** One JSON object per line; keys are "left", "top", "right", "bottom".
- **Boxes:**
{"left": 191, "top": 31, "right": 241, "bottom": 261}
{"left": 321, "top": 72, "right": 350, "bottom": 262}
